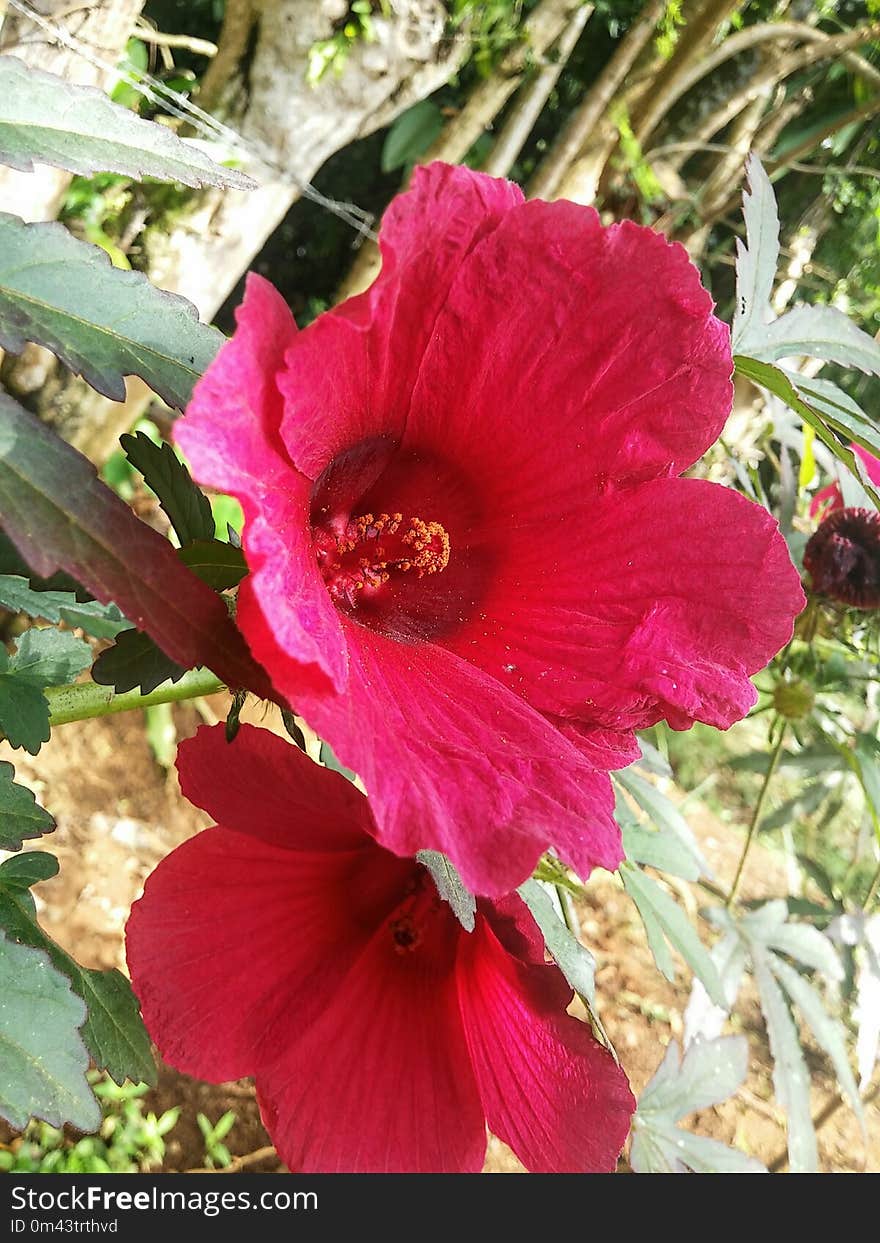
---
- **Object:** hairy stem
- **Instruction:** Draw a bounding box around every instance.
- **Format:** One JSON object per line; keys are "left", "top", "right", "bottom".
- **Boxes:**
{"left": 44, "top": 668, "right": 226, "bottom": 728}
{"left": 726, "top": 717, "right": 788, "bottom": 907}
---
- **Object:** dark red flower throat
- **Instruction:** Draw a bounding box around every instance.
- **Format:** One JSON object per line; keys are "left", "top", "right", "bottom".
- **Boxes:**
{"left": 309, "top": 436, "right": 488, "bottom": 642}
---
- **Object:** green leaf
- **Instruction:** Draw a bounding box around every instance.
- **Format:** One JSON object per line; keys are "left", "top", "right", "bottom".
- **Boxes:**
{"left": 0, "top": 628, "right": 92, "bottom": 754}
{"left": 769, "top": 955, "right": 864, "bottom": 1137}
{"left": 381, "top": 100, "right": 444, "bottom": 172}
{"left": 788, "top": 375, "right": 880, "bottom": 463}
{"left": 518, "top": 878, "right": 595, "bottom": 1003}
{"left": 416, "top": 850, "right": 476, "bottom": 933}
{"left": 751, "top": 946, "right": 817, "bottom": 1173}
{"left": 621, "top": 864, "right": 725, "bottom": 1005}
{"left": 11, "top": 627, "right": 92, "bottom": 687}
{"left": 731, "top": 153, "right": 779, "bottom": 354}
{"left": 747, "top": 305, "right": 880, "bottom": 376}
{"left": 92, "top": 628, "right": 188, "bottom": 695}
{"left": 0, "top": 857, "right": 155, "bottom": 1088}
{"left": 0, "top": 393, "right": 272, "bottom": 699}
{"left": 178, "top": 540, "right": 248, "bottom": 591}
{"left": 319, "top": 739, "right": 358, "bottom": 783}
{"left": 0, "top": 213, "right": 223, "bottom": 408}
{"left": 615, "top": 770, "right": 709, "bottom": 881}
{"left": 631, "top": 1037, "right": 766, "bottom": 1174}
{"left": 734, "top": 355, "right": 880, "bottom": 509}
{"left": 0, "top": 574, "right": 131, "bottom": 639}
{"left": 121, "top": 431, "right": 215, "bottom": 547}
{"left": 0, "top": 645, "right": 52, "bottom": 754}
{"left": 0, "top": 931, "right": 99, "bottom": 1133}
{"left": 0, "top": 761, "right": 54, "bottom": 851}
{"left": 0, "top": 57, "right": 255, "bottom": 191}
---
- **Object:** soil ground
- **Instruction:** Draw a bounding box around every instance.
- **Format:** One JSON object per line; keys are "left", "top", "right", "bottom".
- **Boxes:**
{"left": 1, "top": 701, "right": 877, "bottom": 1174}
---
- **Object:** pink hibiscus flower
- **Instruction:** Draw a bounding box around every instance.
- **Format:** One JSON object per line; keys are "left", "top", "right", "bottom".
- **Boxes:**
{"left": 126, "top": 724, "right": 635, "bottom": 1173}
{"left": 176, "top": 162, "right": 804, "bottom": 896}
{"left": 809, "top": 444, "right": 880, "bottom": 518}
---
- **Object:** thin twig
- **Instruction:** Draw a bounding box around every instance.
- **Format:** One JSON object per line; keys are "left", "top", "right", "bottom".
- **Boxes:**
{"left": 186, "top": 1145, "right": 279, "bottom": 1174}
{"left": 133, "top": 24, "right": 218, "bottom": 58}
{"left": 726, "top": 718, "right": 787, "bottom": 908}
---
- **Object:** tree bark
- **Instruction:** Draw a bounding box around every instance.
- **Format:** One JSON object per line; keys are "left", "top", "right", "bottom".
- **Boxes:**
{"left": 3, "top": 0, "right": 464, "bottom": 461}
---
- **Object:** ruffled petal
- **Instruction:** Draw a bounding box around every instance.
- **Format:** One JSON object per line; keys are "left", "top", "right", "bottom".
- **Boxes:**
{"left": 456, "top": 913, "right": 635, "bottom": 1173}
{"left": 175, "top": 274, "right": 347, "bottom": 692}
{"left": 280, "top": 623, "right": 622, "bottom": 895}
{"left": 277, "top": 163, "right": 524, "bottom": 480}
{"left": 444, "top": 476, "right": 804, "bottom": 735}
{"left": 176, "top": 723, "right": 368, "bottom": 851}
{"left": 255, "top": 924, "right": 485, "bottom": 1173}
{"left": 126, "top": 826, "right": 383, "bottom": 1083}
{"left": 403, "top": 199, "right": 733, "bottom": 495}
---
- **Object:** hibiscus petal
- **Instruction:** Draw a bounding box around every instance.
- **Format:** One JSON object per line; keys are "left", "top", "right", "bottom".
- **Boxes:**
{"left": 404, "top": 198, "right": 733, "bottom": 495}
{"left": 176, "top": 723, "right": 368, "bottom": 851}
{"left": 175, "top": 273, "right": 347, "bottom": 691}
{"left": 444, "top": 476, "right": 805, "bottom": 735}
{"left": 126, "top": 827, "right": 377, "bottom": 1082}
{"left": 255, "top": 925, "right": 486, "bottom": 1173}
{"left": 277, "top": 163, "right": 524, "bottom": 480}
{"left": 456, "top": 915, "right": 635, "bottom": 1173}
{"left": 284, "top": 624, "right": 622, "bottom": 895}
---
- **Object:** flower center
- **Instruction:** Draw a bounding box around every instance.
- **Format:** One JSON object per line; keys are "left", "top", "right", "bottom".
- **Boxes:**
{"left": 315, "top": 511, "right": 451, "bottom": 610}
{"left": 384, "top": 868, "right": 459, "bottom": 968}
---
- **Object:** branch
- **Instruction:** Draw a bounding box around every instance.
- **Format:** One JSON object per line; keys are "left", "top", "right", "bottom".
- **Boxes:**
{"left": 527, "top": 0, "right": 667, "bottom": 201}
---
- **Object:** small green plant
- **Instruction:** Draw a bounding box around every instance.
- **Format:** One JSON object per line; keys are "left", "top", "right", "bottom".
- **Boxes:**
{"left": 0, "top": 1076, "right": 180, "bottom": 1173}
{"left": 197, "top": 1110, "right": 237, "bottom": 1169}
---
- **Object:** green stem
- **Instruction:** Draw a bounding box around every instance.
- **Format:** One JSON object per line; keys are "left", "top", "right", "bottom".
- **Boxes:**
{"left": 864, "top": 859, "right": 880, "bottom": 912}
{"left": 726, "top": 716, "right": 788, "bottom": 909}
{"left": 45, "top": 669, "right": 226, "bottom": 728}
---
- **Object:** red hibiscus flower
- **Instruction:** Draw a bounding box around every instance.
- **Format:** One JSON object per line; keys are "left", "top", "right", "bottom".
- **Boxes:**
{"left": 126, "top": 724, "right": 635, "bottom": 1173}
{"left": 176, "top": 162, "right": 804, "bottom": 896}
{"left": 809, "top": 443, "right": 880, "bottom": 518}
{"left": 804, "top": 506, "right": 880, "bottom": 609}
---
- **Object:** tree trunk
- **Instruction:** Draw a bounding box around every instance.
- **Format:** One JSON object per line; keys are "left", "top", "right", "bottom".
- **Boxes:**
{"left": 3, "top": 0, "right": 463, "bottom": 461}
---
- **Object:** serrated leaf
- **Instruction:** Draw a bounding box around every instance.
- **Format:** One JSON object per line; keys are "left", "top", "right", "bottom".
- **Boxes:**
{"left": 683, "top": 927, "right": 748, "bottom": 1047}
{"left": 0, "top": 858, "right": 155, "bottom": 1087}
{"left": 11, "top": 627, "right": 92, "bottom": 686}
{"left": 417, "top": 850, "right": 476, "bottom": 933}
{"left": 763, "top": 921, "right": 843, "bottom": 982}
{"left": 0, "top": 931, "right": 99, "bottom": 1133}
{"left": 0, "top": 850, "right": 59, "bottom": 890}
{"left": 0, "top": 573, "right": 131, "bottom": 638}
{"left": 0, "top": 56, "right": 255, "bottom": 191}
{"left": 0, "top": 646, "right": 51, "bottom": 754}
{"left": 121, "top": 431, "right": 215, "bottom": 547}
{"left": 640, "top": 1035, "right": 750, "bottom": 1119}
{"left": 0, "top": 213, "right": 223, "bottom": 408}
{"left": 616, "top": 769, "right": 710, "bottom": 881}
{"left": 518, "top": 879, "right": 596, "bottom": 1003}
{"left": 0, "top": 393, "right": 273, "bottom": 700}
{"left": 769, "top": 954, "right": 864, "bottom": 1136}
{"left": 751, "top": 946, "right": 817, "bottom": 1173}
{"left": 731, "top": 153, "right": 780, "bottom": 353}
{"left": 178, "top": 540, "right": 248, "bottom": 591}
{"left": 92, "top": 628, "right": 188, "bottom": 695}
{"left": 788, "top": 375, "right": 880, "bottom": 462}
{"left": 734, "top": 356, "right": 880, "bottom": 509}
{"left": 748, "top": 305, "right": 880, "bottom": 376}
{"left": 631, "top": 1036, "right": 766, "bottom": 1174}
{"left": 621, "top": 864, "right": 725, "bottom": 1005}
{"left": 0, "top": 761, "right": 54, "bottom": 851}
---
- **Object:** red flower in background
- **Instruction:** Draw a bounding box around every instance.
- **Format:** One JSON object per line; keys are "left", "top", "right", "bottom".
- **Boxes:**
{"left": 126, "top": 725, "right": 635, "bottom": 1174}
{"left": 804, "top": 507, "right": 880, "bottom": 609}
{"left": 809, "top": 443, "right": 880, "bottom": 518}
{"left": 177, "top": 163, "right": 804, "bottom": 896}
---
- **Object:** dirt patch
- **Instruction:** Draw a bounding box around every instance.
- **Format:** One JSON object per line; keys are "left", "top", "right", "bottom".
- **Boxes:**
{"left": 1, "top": 706, "right": 877, "bottom": 1173}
